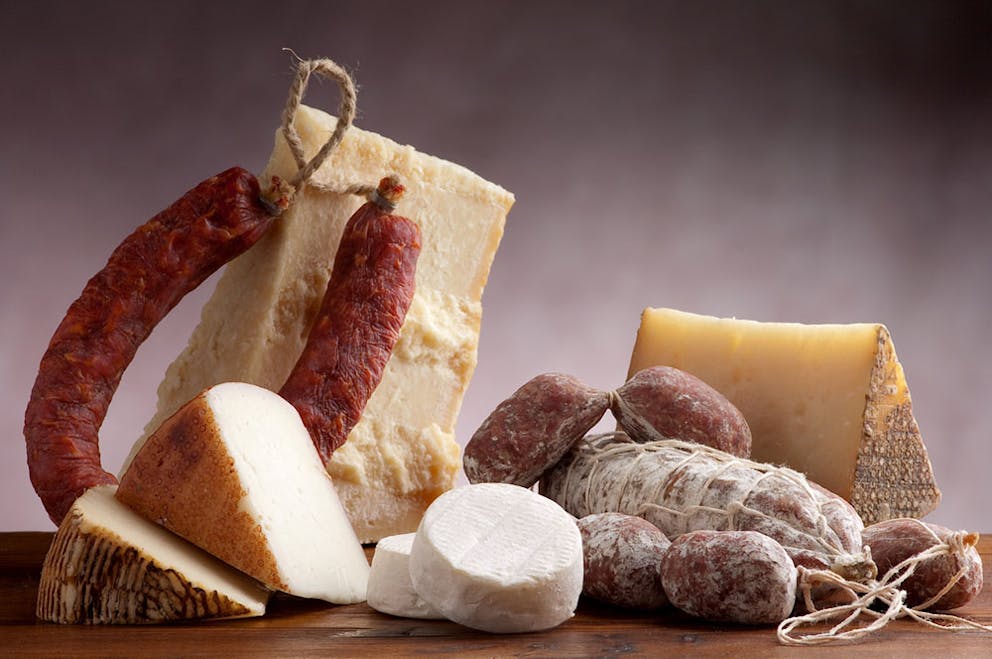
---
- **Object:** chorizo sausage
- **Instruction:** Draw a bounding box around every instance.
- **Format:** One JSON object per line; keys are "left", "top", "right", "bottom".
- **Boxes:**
{"left": 24, "top": 167, "right": 276, "bottom": 524}
{"left": 279, "top": 177, "right": 420, "bottom": 462}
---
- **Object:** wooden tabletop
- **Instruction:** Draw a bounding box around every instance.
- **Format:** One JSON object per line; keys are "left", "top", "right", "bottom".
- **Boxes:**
{"left": 2, "top": 532, "right": 989, "bottom": 657}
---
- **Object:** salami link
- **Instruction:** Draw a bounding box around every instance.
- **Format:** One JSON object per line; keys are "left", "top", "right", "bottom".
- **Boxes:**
{"left": 24, "top": 167, "right": 276, "bottom": 524}
{"left": 279, "top": 177, "right": 421, "bottom": 463}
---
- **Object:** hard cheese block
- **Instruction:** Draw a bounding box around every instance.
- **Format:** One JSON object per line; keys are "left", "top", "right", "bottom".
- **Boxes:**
{"left": 37, "top": 485, "right": 268, "bottom": 624}
{"left": 131, "top": 105, "right": 514, "bottom": 542}
{"left": 627, "top": 307, "right": 940, "bottom": 525}
{"left": 118, "top": 382, "right": 370, "bottom": 604}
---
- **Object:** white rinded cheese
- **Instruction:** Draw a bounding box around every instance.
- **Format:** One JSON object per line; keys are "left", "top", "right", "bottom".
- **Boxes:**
{"left": 409, "top": 483, "right": 583, "bottom": 634}
{"left": 117, "top": 382, "right": 370, "bottom": 604}
{"left": 367, "top": 533, "right": 444, "bottom": 619}
{"left": 130, "top": 105, "right": 514, "bottom": 542}
{"left": 37, "top": 486, "right": 269, "bottom": 624}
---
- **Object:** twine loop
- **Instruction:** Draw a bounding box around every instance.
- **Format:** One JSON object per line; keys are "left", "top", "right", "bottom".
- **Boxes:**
{"left": 261, "top": 53, "right": 402, "bottom": 213}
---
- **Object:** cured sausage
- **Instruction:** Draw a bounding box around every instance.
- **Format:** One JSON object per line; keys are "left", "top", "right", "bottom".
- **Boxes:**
{"left": 25, "top": 167, "right": 276, "bottom": 524}
{"left": 279, "top": 177, "right": 421, "bottom": 462}
{"left": 463, "top": 373, "right": 609, "bottom": 487}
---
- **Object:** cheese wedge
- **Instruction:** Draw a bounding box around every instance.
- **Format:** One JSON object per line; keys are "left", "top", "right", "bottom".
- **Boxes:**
{"left": 117, "top": 382, "right": 369, "bottom": 603}
{"left": 37, "top": 486, "right": 268, "bottom": 624}
{"left": 627, "top": 307, "right": 940, "bottom": 524}
{"left": 128, "top": 105, "right": 513, "bottom": 542}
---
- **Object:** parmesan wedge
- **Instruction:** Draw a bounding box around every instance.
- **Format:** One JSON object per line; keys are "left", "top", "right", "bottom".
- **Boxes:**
{"left": 37, "top": 486, "right": 268, "bottom": 624}
{"left": 128, "top": 105, "right": 513, "bottom": 542}
{"left": 627, "top": 307, "right": 941, "bottom": 524}
{"left": 117, "top": 382, "right": 369, "bottom": 604}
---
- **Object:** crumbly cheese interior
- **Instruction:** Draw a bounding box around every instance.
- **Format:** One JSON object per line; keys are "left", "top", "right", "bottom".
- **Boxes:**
{"left": 627, "top": 307, "right": 940, "bottom": 523}
{"left": 129, "top": 106, "right": 513, "bottom": 542}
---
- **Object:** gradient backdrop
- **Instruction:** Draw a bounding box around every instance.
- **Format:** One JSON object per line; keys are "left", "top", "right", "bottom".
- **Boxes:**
{"left": 2, "top": 1, "right": 990, "bottom": 531}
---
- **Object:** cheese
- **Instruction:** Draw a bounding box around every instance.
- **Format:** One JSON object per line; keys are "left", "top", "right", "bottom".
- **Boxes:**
{"left": 37, "top": 486, "right": 268, "bottom": 624}
{"left": 627, "top": 307, "right": 941, "bottom": 524}
{"left": 367, "top": 533, "right": 444, "bottom": 619}
{"left": 129, "top": 105, "right": 513, "bottom": 542}
{"left": 117, "top": 382, "right": 369, "bottom": 604}
{"left": 408, "top": 483, "right": 583, "bottom": 633}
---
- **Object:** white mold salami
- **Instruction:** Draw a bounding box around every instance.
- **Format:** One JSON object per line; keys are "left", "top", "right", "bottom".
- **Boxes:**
{"left": 661, "top": 530, "right": 797, "bottom": 624}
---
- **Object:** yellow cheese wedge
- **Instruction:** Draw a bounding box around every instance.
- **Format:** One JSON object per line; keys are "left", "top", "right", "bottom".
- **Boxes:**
{"left": 627, "top": 307, "right": 940, "bottom": 524}
{"left": 37, "top": 486, "right": 268, "bottom": 624}
{"left": 125, "top": 105, "right": 513, "bottom": 542}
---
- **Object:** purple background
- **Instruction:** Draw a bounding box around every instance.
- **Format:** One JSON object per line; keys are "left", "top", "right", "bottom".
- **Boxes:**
{"left": 2, "top": 1, "right": 990, "bottom": 531}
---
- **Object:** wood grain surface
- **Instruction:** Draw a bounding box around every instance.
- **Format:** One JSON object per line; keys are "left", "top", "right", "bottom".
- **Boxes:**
{"left": 1, "top": 532, "right": 989, "bottom": 657}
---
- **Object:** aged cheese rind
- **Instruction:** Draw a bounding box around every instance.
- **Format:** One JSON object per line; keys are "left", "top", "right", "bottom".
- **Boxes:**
{"left": 129, "top": 105, "right": 512, "bottom": 542}
{"left": 627, "top": 307, "right": 940, "bottom": 524}
{"left": 117, "top": 382, "right": 370, "bottom": 603}
{"left": 37, "top": 486, "right": 268, "bottom": 624}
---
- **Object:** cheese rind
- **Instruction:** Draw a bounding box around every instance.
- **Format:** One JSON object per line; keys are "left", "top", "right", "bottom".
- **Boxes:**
{"left": 37, "top": 486, "right": 268, "bottom": 624}
{"left": 408, "top": 483, "right": 583, "bottom": 634}
{"left": 117, "top": 382, "right": 370, "bottom": 603}
{"left": 627, "top": 307, "right": 940, "bottom": 524}
{"left": 131, "top": 106, "right": 513, "bottom": 542}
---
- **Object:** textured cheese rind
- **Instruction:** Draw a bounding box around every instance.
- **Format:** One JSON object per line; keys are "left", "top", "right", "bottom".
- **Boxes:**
{"left": 117, "top": 382, "right": 370, "bottom": 604}
{"left": 367, "top": 533, "right": 444, "bottom": 619}
{"left": 627, "top": 307, "right": 940, "bottom": 524}
{"left": 408, "top": 483, "right": 583, "bottom": 634}
{"left": 129, "top": 106, "right": 513, "bottom": 542}
{"left": 37, "top": 486, "right": 268, "bottom": 624}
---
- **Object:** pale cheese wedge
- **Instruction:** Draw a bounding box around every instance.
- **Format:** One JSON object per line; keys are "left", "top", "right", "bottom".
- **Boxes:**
{"left": 627, "top": 307, "right": 941, "bottom": 524}
{"left": 117, "top": 382, "right": 369, "bottom": 603}
{"left": 37, "top": 485, "right": 268, "bottom": 624}
{"left": 128, "top": 105, "right": 514, "bottom": 542}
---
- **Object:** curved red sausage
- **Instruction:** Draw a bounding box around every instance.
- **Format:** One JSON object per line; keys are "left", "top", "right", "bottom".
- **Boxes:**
{"left": 279, "top": 178, "right": 421, "bottom": 462}
{"left": 24, "top": 167, "right": 276, "bottom": 524}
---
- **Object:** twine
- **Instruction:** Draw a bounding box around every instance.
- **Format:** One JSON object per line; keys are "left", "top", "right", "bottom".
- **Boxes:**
{"left": 778, "top": 530, "right": 991, "bottom": 644}
{"left": 261, "top": 52, "right": 401, "bottom": 213}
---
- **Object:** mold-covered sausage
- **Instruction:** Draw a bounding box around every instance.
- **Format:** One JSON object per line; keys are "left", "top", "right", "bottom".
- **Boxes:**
{"left": 463, "top": 373, "right": 609, "bottom": 487}
{"left": 612, "top": 366, "right": 751, "bottom": 457}
{"left": 661, "top": 530, "right": 797, "bottom": 624}
{"left": 863, "top": 518, "right": 983, "bottom": 610}
{"left": 577, "top": 512, "right": 670, "bottom": 609}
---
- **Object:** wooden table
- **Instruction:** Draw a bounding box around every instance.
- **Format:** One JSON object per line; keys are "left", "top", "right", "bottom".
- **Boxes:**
{"left": 2, "top": 532, "right": 989, "bottom": 657}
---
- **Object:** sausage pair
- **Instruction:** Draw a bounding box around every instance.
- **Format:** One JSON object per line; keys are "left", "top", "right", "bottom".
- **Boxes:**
{"left": 25, "top": 170, "right": 419, "bottom": 524}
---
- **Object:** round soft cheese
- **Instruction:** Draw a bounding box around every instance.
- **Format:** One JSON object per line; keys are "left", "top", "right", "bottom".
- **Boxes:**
{"left": 367, "top": 533, "right": 444, "bottom": 619}
{"left": 409, "top": 483, "right": 583, "bottom": 633}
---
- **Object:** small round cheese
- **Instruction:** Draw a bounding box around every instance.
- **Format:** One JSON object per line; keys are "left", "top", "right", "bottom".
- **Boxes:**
{"left": 409, "top": 483, "right": 583, "bottom": 633}
{"left": 367, "top": 533, "right": 444, "bottom": 619}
